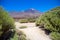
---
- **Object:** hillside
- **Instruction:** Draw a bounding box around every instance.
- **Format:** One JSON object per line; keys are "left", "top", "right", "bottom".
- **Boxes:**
{"left": 10, "top": 8, "right": 43, "bottom": 19}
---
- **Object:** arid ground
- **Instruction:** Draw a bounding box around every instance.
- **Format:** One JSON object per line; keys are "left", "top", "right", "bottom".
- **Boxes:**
{"left": 15, "top": 22, "right": 51, "bottom": 40}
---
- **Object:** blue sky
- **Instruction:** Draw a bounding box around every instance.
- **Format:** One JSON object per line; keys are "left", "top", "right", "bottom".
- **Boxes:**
{"left": 0, "top": 0, "right": 60, "bottom": 12}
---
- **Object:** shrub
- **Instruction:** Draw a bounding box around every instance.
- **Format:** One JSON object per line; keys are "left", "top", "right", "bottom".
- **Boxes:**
{"left": 19, "top": 31, "right": 26, "bottom": 40}
{"left": 19, "top": 18, "right": 36, "bottom": 23}
{"left": 10, "top": 33, "right": 18, "bottom": 40}
{"left": 36, "top": 19, "right": 41, "bottom": 26}
{"left": 19, "top": 19, "right": 28, "bottom": 23}
{"left": 17, "top": 31, "right": 26, "bottom": 40}
{"left": 50, "top": 32, "right": 60, "bottom": 40}
{"left": 28, "top": 18, "right": 36, "bottom": 22}
{"left": 36, "top": 7, "right": 60, "bottom": 32}
{"left": 19, "top": 35, "right": 26, "bottom": 40}
{"left": 36, "top": 6, "right": 60, "bottom": 40}
{"left": 0, "top": 7, "right": 15, "bottom": 39}
{"left": 20, "top": 26, "right": 27, "bottom": 29}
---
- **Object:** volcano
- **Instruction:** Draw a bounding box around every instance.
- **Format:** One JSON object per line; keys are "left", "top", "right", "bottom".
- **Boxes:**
{"left": 10, "top": 8, "right": 43, "bottom": 19}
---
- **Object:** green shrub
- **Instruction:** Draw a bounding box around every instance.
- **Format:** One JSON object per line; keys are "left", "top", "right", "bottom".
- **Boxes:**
{"left": 36, "top": 23, "right": 40, "bottom": 26}
{"left": 19, "top": 18, "right": 36, "bottom": 23}
{"left": 17, "top": 31, "right": 26, "bottom": 40}
{"left": 36, "top": 19, "right": 41, "bottom": 26}
{"left": 0, "top": 7, "right": 15, "bottom": 37}
{"left": 10, "top": 33, "right": 18, "bottom": 40}
{"left": 36, "top": 6, "right": 60, "bottom": 40}
{"left": 20, "top": 26, "right": 27, "bottom": 29}
{"left": 19, "top": 31, "right": 26, "bottom": 40}
{"left": 19, "top": 35, "right": 26, "bottom": 40}
{"left": 36, "top": 7, "right": 60, "bottom": 32}
{"left": 50, "top": 32, "right": 60, "bottom": 40}
{"left": 19, "top": 19, "right": 28, "bottom": 23}
{"left": 28, "top": 18, "right": 36, "bottom": 22}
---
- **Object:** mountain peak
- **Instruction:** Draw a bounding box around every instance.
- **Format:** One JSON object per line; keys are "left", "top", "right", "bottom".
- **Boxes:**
{"left": 29, "top": 8, "right": 35, "bottom": 10}
{"left": 24, "top": 8, "right": 40, "bottom": 13}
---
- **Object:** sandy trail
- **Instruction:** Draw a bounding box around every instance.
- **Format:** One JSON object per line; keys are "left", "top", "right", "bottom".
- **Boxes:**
{"left": 15, "top": 22, "right": 51, "bottom": 40}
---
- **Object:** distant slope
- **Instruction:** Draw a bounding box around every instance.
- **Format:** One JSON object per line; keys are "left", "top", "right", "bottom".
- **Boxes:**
{"left": 10, "top": 8, "right": 43, "bottom": 19}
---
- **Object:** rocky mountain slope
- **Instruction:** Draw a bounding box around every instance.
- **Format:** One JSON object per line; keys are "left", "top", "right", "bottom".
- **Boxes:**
{"left": 10, "top": 8, "right": 43, "bottom": 19}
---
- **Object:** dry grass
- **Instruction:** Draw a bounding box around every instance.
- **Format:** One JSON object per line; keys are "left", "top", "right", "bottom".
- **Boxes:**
{"left": 20, "top": 26, "right": 27, "bottom": 29}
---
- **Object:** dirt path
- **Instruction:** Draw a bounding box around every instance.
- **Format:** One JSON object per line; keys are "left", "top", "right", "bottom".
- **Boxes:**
{"left": 15, "top": 22, "right": 51, "bottom": 40}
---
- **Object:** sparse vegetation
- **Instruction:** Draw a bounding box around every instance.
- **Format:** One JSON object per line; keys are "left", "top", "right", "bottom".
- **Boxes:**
{"left": 28, "top": 18, "right": 36, "bottom": 22}
{"left": 19, "top": 18, "right": 36, "bottom": 23}
{"left": 20, "top": 26, "right": 27, "bottom": 29}
{"left": 0, "top": 5, "right": 60, "bottom": 40}
{"left": 10, "top": 33, "right": 18, "bottom": 40}
{"left": 17, "top": 31, "right": 26, "bottom": 40}
{"left": 19, "top": 19, "right": 28, "bottom": 23}
{"left": 19, "top": 35, "right": 26, "bottom": 40}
